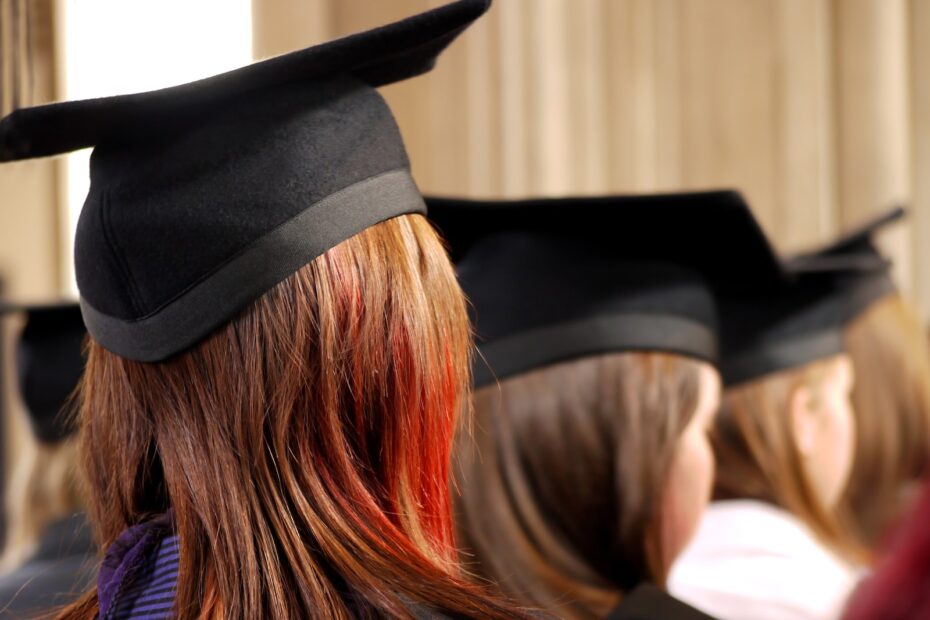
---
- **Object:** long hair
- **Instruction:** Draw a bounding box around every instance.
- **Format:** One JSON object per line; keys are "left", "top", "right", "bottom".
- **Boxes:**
{"left": 840, "top": 296, "right": 930, "bottom": 549}
{"left": 59, "top": 214, "right": 524, "bottom": 619}
{"left": 712, "top": 357, "right": 860, "bottom": 560}
{"left": 454, "top": 352, "right": 704, "bottom": 620}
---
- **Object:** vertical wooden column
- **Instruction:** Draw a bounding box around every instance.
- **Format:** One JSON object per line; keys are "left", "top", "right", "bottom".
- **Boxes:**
{"left": 0, "top": 0, "right": 61, "bottom": 299}
{"left": 0, "top": 0, "right": 61, "bottom": 530}
{"left": 832, "top": 0, "right": 912, "bottom": 292}
{"left": 911, "top": 0, "right": 930, "bottom": 321}
{"left": 251, "top": 0, "right": 332, "bottom": 58}
{"left": 775, "top": 0, "right": 837, "bottom": 250}
{"left": 497, "top": 0, "right": 531, "bottom": 196}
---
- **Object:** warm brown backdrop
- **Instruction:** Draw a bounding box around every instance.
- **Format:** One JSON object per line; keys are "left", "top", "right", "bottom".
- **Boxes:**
{"left": 253, "top": 0, "right": 930, "bottom": 318}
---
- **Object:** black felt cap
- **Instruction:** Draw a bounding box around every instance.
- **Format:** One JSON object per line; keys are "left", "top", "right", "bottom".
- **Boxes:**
{"left": 426, "top": 191, "right": 786, "bottom": 386}
{"left": 719, "top": 256, "right": 895, "bottom": 387}
{"left": 0, "top": 0, "right": 490, "bottom": 362}
{"left": 1, "top": 303, "right": 85, "bottom": 443}
{"left": 784, "top": 207, "right": 904, "bottom": 323}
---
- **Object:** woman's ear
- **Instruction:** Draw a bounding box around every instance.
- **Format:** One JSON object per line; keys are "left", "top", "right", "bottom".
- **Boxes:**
{"left": 790, "top": 385, "right": 818, "bottom": 457}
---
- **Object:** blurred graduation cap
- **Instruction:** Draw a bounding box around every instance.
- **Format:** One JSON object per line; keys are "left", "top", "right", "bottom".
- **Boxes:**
{"left": 0, "top": 302, "right": 85, "bottom": 443}
{"left": 0, "top": 0, "right": 490, "bottom": 362}
{"left": 427, "top": 191, "right": 786, "bottom": 386}
{"left": 784, "top": 206, "right": 905, "bottom": 323}
{"left": 719, "top": 208, "right": 905, "bottom": 386}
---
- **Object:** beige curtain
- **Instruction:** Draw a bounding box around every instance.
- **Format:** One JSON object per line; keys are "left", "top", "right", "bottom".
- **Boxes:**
{"left": 254, "top": 0, "right": 930, "bottom": 321}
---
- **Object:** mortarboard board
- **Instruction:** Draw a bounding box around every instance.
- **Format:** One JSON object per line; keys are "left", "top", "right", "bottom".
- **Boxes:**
{"left": 718, "top": 255, "right": 891, "bottom": 387}
{"left": 784, "top": 206, "right": 904, "bottom": 324}
{"left": 788, "top": 207, "right": 906, "bottom": 263}
{"left": 0, "top": 302, "right": 85, "bottom": 443}
{"left": 0, "top": 0, "right": 491, "bottom": 362}
{"left": 426, "top": 191, "right": 786, "bottom": 387}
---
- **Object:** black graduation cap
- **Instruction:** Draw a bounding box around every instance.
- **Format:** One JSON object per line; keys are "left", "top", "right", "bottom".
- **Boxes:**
{"left": 719, "top": 276, "right": 846, "bottom": 387}
{"left": 426, "top": 191, "right": 786, "bottom": 387}
{"left": 718, "top": 215, "right": 902, "bottom": 387}
{"left": 1, "top": 302, "right": 85, "bottom": 443}
{"left": 784, "top": 207, "right": 904, "bottom": 323}
{"left": 0, "top": 0, "right": 490, "bottom": 362}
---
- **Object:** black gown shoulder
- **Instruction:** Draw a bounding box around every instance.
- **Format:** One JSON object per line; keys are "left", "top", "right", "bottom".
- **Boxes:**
{"left": 605, "top": 584, "right": 716, "bottom": 620}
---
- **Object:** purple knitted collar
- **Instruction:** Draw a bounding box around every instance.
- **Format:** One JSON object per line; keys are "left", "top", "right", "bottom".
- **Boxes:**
{"left": 97, "top": 512, "right": 174, "bottom": 616}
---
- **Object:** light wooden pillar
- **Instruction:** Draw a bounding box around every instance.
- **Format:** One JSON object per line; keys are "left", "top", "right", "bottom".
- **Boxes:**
{"left": 911, "top": 0, "right": 930, "bottom": 321}
{"left": 251, "top": 0, "right": 333, "bottom": 59}
{"left": 833, "top": 0, "right": 913, "bottom": 294}
{"left": 0, "top": 0, "right": 62, "bottom": 525}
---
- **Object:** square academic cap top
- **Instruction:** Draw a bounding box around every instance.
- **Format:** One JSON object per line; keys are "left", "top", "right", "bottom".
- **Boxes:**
{"left": 785, "top": 206, "right": 904, "bottom": 324}
{"left": 427, "top": 191, "right": 786, "bottom": 386}
{"left": 0, "top": 0, "right": 490, "bottom": 362}
{"left": 719, "top": 255, "right": 891, "bottom": 387}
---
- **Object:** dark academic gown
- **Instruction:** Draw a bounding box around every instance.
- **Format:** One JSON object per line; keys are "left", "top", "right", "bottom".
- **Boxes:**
{"left": 0, "top": 512, "right": 96, "bottom": 618}
{"left": 606, "top": 584, "right": 717, "bottom": 620}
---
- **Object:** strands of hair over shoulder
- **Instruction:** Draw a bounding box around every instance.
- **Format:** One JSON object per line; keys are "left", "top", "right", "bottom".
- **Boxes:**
{"left": 712, "top": 357, "right": 864, "bottom": 563}
{"left": 839, "top": 296, "right": 930, "bottom": 550}
{"left": 60, "top": 214, "right": 526, "bottom": 619}
{"left": 454, "top": 352, "right": 703, "bottom": 620}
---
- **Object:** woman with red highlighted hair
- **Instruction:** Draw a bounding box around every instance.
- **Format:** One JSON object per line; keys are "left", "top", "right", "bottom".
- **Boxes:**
{"left": 0, "top": 1, "right": 530, "bottom": 618}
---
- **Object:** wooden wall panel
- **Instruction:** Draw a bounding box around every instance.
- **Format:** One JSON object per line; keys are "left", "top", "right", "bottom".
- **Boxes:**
{"left": 833, "top": 0, "right": 912, "bottom": 290}
{"left": 775, "top": 0, "right": 837, "bottom": 250}
{"left": 0, "top": 0, "right": 61, "bottom": 521}
{"left": 0, "top": 0, "right": 61, "bottom": 298}
{"left": 251, "top": 0, "right": 332, "bottom": 59}
{"left": 911, "top": 0, "right": 930, "bottom": 318}
{"left": 251, "top": 0, "right": 929, "bottom": 319}
{"left": 603, "top": 0, "right": 663, "bottom": 192}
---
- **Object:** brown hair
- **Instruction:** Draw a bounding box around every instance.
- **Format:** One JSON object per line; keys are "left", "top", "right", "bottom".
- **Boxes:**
{"left": 453, "top": 352, "right": 705, "bottom": 620}
{"left": 712, "top": 357, "right": 857, "bottom": 558}
{"left": 840, "top": 295, "right": 930, "bottom": 549}
{"left": 59, "top": 214, "right": 525, "bottom": 619}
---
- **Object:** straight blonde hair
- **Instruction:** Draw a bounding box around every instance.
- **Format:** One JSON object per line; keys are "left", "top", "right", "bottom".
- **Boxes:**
{"left": 712, "top": 356, "right": 861, "bottom": 560}
{"left": 840, "top": 296, "right": 930, "bottom": 549}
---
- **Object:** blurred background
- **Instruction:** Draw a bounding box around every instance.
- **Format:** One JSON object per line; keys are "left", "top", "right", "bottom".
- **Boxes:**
{"left": 0, "top": 0, "right": 928, "bottom": 530}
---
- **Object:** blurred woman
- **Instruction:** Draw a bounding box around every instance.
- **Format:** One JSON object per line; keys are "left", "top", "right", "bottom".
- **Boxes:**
{"left": 841, "top": 295, "right": 930, "bottom": 548}
{"left": 780, "top": 208, "right": 930, "bottom": 553}
{"left": 0, "top": 304, "right": 93, "bottom": 617}
{"left": 669, "top": 267, "right": 870, "bottom": 620}
{"left": 0, "top": 1, "right": 530, "bottom": 618}
{"left": 429, "top": 191, "right": 786, "bottom": 619}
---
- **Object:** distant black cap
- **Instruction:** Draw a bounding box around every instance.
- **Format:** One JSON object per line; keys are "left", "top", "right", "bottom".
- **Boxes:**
{"left": 720, "top": 207, "right": 906, "bottom": 386}
{"left": 1, "top": 302, "right": 85, "bottom": 443}
{"left": 427, "top": 191, "right": 785, "bottom": 387}
{"left": 0, "top": 0, "right": 491, "bottom": 362}
{"left": 784, "top": 207, "right": 904, "bottom": 323}
{"left": 720, "top": 277, "right": 844, "bottom": 387}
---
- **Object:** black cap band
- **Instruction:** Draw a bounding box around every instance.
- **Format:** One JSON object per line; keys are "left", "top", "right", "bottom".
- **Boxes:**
{"left": 720, "top": 328, "right": 844, "bottom": 387}
{"left": 81, "top": 170, "right": 424, "bottom": 361}
{"left": 474, "top": 313, "right": 718, "bottom": 387}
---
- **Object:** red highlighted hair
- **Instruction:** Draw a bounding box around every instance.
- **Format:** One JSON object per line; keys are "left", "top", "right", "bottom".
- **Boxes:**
{"left": 61, "top": 214, "right": 524, "bottom": 618}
